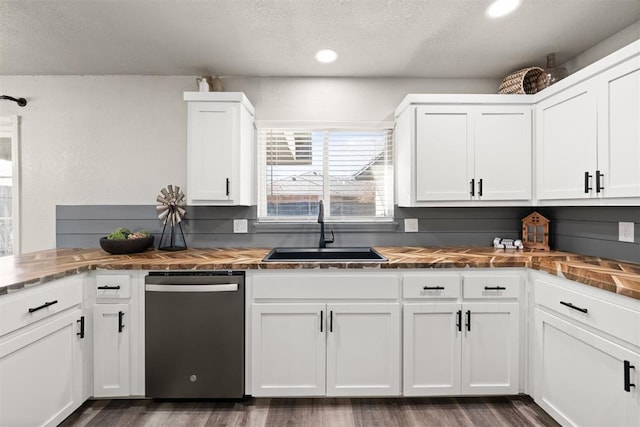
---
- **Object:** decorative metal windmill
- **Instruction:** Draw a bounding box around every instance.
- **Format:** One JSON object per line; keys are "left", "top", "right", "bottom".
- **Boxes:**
{"left": 156, "top": 185, "right": 187, "bottom": 251}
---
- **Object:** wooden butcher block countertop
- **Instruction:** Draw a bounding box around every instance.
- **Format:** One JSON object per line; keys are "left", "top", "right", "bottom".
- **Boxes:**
{"left": 1, "top": 247, "right": 639, "bottom": 300}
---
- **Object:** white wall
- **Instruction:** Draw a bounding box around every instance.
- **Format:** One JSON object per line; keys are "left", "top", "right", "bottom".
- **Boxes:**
{"left": 0, "top": 75, "right": 497, "bottom": 252}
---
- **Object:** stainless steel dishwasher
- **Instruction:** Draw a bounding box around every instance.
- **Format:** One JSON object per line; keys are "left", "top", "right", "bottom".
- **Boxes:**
{"left": 145, "top": 271, "right": 244, "bottom": 398}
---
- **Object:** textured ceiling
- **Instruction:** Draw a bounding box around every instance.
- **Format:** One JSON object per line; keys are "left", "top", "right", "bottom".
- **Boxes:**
{"left": 1, "top": 0, "right": 639, "bottom": 78}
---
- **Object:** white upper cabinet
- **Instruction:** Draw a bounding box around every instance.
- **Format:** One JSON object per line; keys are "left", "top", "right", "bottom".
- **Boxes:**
{"left": 397, "top": 96, "right": 532, "bottom": 207}
{"left": 535, "top": 81, "right": 598, "bottom": 200}
{"left": 596, "top": 56, "right": 640, "bottom": 199}
{"left": 185, "top": 92, "right": 255, "bottom": 206}
{"left": 535, "top": 41, "right": 640, "bottom": 203}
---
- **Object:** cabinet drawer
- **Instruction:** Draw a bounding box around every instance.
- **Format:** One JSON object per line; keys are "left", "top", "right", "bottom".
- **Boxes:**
{"left": 535, "top": 279, "right": 640, "bottom": 347}
{"left": 463, "top": 274, "right": 520, "bottom": 299}
{"left": 95, "top": 274, "right": 131, "bottom": 299}
{"left": 0, "top": 275, "right": 83, "bottom": 337}
{"left": 402, "top": 274, "right": 460, "bottom": 299}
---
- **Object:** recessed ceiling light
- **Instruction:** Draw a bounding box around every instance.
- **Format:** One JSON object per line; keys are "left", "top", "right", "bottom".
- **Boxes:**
{"left": 485, "top": 0, "right": 522, "bottom": 18}
{"left": 315, "top": 49, "right": 338, "bottom": 63}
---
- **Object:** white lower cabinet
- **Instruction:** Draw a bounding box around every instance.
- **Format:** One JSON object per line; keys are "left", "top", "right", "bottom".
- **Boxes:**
{"left": 403, "top": 272, "right": 520, "bottom": 396}
{"left": 252, "top": 302, "right": 400, "bottom": 397}
{"left": 93, "top": 304, "right": 130, "bottom": 397}
{"left": 251, "top": 303, "right": 326, "bottom": 396}
{"left": 91, "top": 271, "right": 144, "bottom": 398}
{"left": 535, "top": 309, "right": 640, "bottom": 426}
{"left": 403, "top": 302, "right": 520, "bottom": 396}
{"left": 0, "top": 276, "right": 86, "bottom": 427}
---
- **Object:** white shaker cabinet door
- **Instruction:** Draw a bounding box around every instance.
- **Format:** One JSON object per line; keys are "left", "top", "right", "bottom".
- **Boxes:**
{"left": 187, "top": 101, "right": 236, "bottom": 203}
{"left": 326, "top": 303, "right": 400, "bottom": 396}
{"left": 403, "top": 303, "right": 462, "bottom": 396}
{"left": 461, "top": 302, "right": 520, "bottom": 395}
{"left": 251, "top": 303, "right": 326, "bottom": 397}
{"left": 474, "top": 107, "right": 532, "bottom": 201}
{"left": 536, "top": 82, "right": 598, "bottom": 200}
{"left": 415, "top": 106, "right": 474, "bottom": 201}
{"left": 597, "top": 56, "right": 640, "bottom": 199}
{"left": 535, "top": 309, "right": 640, "bottom": 427}
{"left": 93, "top": 304, "right": 131, "bottom": 397}
{"left": 0, "top": 309, "right": 84, "bottom": 427}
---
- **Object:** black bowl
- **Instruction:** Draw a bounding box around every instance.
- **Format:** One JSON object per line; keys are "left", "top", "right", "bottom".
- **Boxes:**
{"left": 99, "top": 236, "right": 154, "bottom": 255}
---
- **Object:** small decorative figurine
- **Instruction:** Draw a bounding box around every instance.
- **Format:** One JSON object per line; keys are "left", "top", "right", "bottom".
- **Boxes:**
{"left": 522, "top": 211, "right": 550, "bottom": 251}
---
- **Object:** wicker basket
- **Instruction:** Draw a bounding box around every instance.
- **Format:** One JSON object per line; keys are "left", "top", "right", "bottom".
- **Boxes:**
{"left": 498, "top": 67, "right": 544, "bottom": 94}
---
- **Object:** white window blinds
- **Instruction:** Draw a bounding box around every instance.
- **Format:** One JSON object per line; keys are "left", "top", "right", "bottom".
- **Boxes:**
{"left": 257, "top": 125, "right": 394, "bottom": 221}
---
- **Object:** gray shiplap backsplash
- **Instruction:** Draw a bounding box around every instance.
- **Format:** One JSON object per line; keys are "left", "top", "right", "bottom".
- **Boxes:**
{"left": 56, "top": 205, "right": 639, "bottom": 263}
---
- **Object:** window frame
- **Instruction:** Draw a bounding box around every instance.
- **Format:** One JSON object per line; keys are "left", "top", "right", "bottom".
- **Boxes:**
{"left": 256, "top": 121, "right": 395, "bottom": 224}
{"left": 0, "top": 115, "right": 21, "bottom": 256}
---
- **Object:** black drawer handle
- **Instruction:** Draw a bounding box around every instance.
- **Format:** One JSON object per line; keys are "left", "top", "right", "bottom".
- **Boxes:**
{"left": 456, "top": 310, "right": 462, "bottom": 332}
{"left": 560, "top": 301, "right": 588, "bottom": 314}
{"left": 470, "top": 179, "right": 475, "bottom": 197}
{"left": 320, "top": 310, "right": 323, "bottom": 333}
{"left": 466, "top": 310, "right": 471, "bottom": 332}
{"left": 28, "top": 300, "right": 58, "bottom": 313}
{"left": 478, "top": 178, "right": 483, "bottom": 197}
{"left": 77, "top": 316, "right": 85, "bottom": 339}
{"left": 484, "top": 286, "right": 506, "bottom": 291}
{"left": 624, "top": 360, "right": 636, "bottom": 392}
{"left": 118, "top": 311, "right": 125, "bottom": 333}
{"left": 423, "top": 286, "right": 445, "bottom": 290}
{"left": 226, "top": 178, "right": 230, "bottom": 196}
{"left": 97, "top": 285, "right": 121, "bottom": 290}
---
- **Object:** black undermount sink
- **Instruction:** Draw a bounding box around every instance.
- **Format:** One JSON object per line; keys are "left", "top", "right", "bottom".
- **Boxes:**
{"left": 262, "top": 247, "right": 388, "bottom": 262}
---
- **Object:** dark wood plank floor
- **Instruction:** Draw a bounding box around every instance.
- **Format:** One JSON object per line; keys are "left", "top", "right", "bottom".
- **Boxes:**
{"left": 59, "top": 396, "right": 559, "bottom": 427}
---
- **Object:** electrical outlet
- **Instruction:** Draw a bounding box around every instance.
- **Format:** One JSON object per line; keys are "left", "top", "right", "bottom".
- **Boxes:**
{"left": 233, "top": 219, "right": 248, "bottom": 234}
{"left": 619, "top": 222, "right": 634, "bottom": 243}
{"left": 404, "top": 218, "right": 419, "bottom": 233}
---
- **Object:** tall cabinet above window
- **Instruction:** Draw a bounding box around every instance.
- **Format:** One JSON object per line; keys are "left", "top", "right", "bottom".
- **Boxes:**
{"left": 184, "top": 92, "right": 255, "bottom": 206}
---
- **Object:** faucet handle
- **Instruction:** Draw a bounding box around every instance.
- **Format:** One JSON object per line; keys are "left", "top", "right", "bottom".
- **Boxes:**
{"left": 326, "top": 230, "right": 335, "bottom": 244}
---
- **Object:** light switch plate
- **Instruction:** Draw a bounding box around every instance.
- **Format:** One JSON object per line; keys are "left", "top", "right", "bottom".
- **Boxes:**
{"left": 619, "top": 222, "right": 634, "bottom": 243}
{"left": 404, "top": 218, "right": 419, "bottom": 233}
{"left": 233, "top": 219, "right": 248, "bottom": 233}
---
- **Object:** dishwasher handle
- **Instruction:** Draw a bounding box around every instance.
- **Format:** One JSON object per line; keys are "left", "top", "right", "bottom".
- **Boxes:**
{"left": 145, "top": 283, "right": 239, "bottom": 293}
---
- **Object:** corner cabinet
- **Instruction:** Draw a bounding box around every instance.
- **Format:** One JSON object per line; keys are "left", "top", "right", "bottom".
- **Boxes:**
{"left": 0, "top": 275, "right": 87, "bottom": 427}
{"left": 395, "top": 96, "right": 532, "bottom": 206}
{"left": 249, "top": 272, "right": 401, "bottom": 397}
{"left": 184, "top": 92, "right": 255, "bottom": 206}
{"left": 532, "top": 271, "right": 640, "bottom": 426}
{"left": 535, "top": 42, "right": 640, "bottom": 203}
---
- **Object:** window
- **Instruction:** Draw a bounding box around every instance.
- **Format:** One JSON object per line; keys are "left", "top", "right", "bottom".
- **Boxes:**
{"left": 257, "top": 123, "right": 393, "bottom": 222}
{"left": 0, "top": 116, "right": 20, "bottom": 256}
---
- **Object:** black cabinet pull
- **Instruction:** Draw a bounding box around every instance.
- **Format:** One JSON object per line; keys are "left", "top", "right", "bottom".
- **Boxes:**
{"left": 28, "top": 300, "right": 58, "bottom": 313}
{"left": 77, "top": 316, "right": 85, "bottom": 339}
{"left": 225, "top": 178, "right": 230, "bottom": 196}
{"left": 478, "top": 179, "right": 483, "bottom": 197}
{"left": 596, "top": 170, "right": 605, "bottom": 193}
{"left": 584, "top": 171, "right": 593, "bottom": 193}
{"left": 465, "top": 310, "right": 471, "bottom": 332}
{"left": 118, "top": 311, "right": 125, "bottom": 333}
{"left": 560, "top": 301, "right": 588, "bottom": 314}
{"left": 624, "top": 360, "right": 636, "bottom": 392}
{"left": 97, "top": 285, "right": 121, "bottom": 290}
{"left": 470, "top": 179, "right": 475, "bottom": 197}
{"left": 456, "top": 310, "right": 462, "bottom": 332}
{"left": 484, "top": 286, "right": 506, "bottom": 291}
{"left": 329, "top": 310, "right": 333, "bottom": 333}
{"left": 423, "top": 285, "right": 445, "bottom": 290}
{"left": 320, "top": 310, "right": 323, "bottom": 333}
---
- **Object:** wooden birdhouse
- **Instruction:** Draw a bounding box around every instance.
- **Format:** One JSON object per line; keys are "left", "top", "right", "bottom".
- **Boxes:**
{"left": 522, "top": 211, "right": 550, "bottom": 251}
